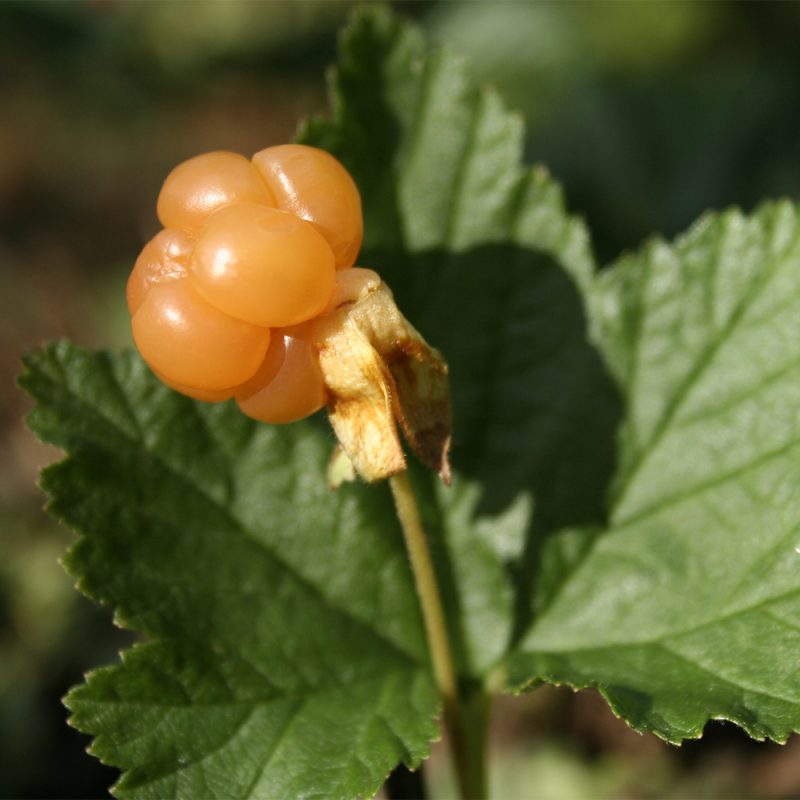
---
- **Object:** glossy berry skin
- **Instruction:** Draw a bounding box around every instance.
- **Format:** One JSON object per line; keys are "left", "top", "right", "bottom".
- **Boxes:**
{"left": 252, "top": 144, "right": 363, "bottom": 269}
{"left": 157, "top": 151, "right": 272, "bottom": 236}
{"left": 236, "top": 329, "right": 326, "bottom": 424}
{"left": 132, "top": 278, "right": 270, "bottom": 390}
{"left": 190, "top": 204, "right": 336, "bottom": 328}
{"left": 127, "top": 228, "right": 194, "bottom": 315}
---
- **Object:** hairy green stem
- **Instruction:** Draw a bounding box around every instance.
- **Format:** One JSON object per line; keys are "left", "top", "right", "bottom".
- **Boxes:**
{"left": 389, "top": 471, "right": 487, "bottom": 799}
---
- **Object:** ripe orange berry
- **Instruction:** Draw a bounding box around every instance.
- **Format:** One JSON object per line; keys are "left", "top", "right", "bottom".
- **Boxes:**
{"left": 132, "top": 278, "right": 270, "bottom": 389}
{"left": 235, "top": 329, "right": 326, "bottom": 424}
{"left": 157, "top": 151, "right": 273, "bottom": 236}
{"left": 189, "top": 203, "right": 336, "bottom": 328}
{"left": 252, "top": 144, "right": 363, "bottom": 269}
{"left": 127, "top": 143, "right": 368, "bottom": 416}
{"left": 126, "top": 228, "right": 194, "bottom": 315}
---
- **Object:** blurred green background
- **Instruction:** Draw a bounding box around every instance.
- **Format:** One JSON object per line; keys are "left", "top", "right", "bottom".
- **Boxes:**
{"left": 2, "top": 2, "right": 800, "bottom": 797}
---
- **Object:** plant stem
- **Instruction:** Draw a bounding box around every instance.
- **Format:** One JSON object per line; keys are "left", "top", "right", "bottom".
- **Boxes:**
{"left": 389, "top": 471, "right": 486, "bottom": 799}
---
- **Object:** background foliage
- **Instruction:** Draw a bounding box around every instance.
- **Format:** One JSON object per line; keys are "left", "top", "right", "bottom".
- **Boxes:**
{"left": 5, "top": 2, "right": 800, "bottom": 798}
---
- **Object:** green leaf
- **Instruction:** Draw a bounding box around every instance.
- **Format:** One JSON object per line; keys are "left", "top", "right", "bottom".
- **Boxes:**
{"left": 510, "top": 202, "right": 800, "bottom": 743}
{"left": 22, "top": 344, "right": 437, "bottom": 799}
{"left": 301, "top": 5, "right": 621, "bottom": 677}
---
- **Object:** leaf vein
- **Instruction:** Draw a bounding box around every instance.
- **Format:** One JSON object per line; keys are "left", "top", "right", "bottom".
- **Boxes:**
{"left": 242, "top": 698, "right": 307, "bottom": 800}
{"left": 615, "top": 433, "right": 800, "bottom": 529}
{"left": 442, "top": 88, "right": 482, "bottom": 248}
{"left": 613, "top": 222, "right": 800, "bottom": 511}
{"left": 676, "top": 351, "right": 800, "bottom": 429}
{"left": 659, "top": 641, "right": 800, "bottom": 706}
{"left": 46, "top": 372, "right": 420, "bottom": 666}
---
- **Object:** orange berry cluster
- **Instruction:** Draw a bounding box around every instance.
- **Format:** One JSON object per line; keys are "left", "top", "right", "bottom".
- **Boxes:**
{"left": 127, "top": 145, "right": 363, "bottom": 423}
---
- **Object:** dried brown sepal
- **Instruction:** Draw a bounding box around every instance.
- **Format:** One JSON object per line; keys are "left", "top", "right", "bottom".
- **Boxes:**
{"left": 310, "top": 268, "right": 452, "bottom": 484}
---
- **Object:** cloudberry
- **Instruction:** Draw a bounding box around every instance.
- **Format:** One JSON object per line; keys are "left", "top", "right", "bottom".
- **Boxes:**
{"left": 128, "top": 144, "right": 363, "bottom": 423}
